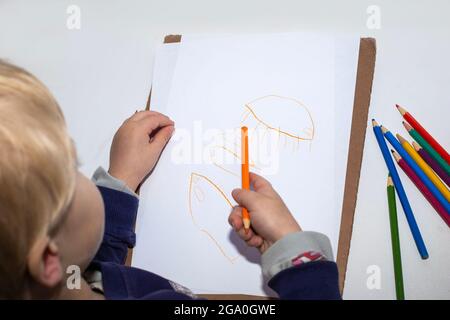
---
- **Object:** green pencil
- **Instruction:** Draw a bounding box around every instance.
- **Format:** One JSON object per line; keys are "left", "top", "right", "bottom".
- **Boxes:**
{"left": 387, "top": 174, "right": 405, "bottom": 300}
{"left": 403, "top": 121, "right": 450, "bottom": 176}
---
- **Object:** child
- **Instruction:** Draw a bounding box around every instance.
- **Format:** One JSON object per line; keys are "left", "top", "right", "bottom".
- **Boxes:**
{"left": 0, "top": 60, "right": 341, "bottom": 300}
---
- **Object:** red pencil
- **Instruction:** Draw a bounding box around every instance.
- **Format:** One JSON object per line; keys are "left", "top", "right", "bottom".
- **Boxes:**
{"left": 412, "top": 141, "right": 450, "bottom": 187}
{"left": 396, "top": 104, "right": 450, "bottom": 164}
{"left": 392, "top": 150, "right": 450, "bottom": 228}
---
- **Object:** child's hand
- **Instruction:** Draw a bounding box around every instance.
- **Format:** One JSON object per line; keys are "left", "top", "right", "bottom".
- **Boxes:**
{"left": 108, "top": 110, "right": 175, "bottom": 192}
{"left": 228, "top": 172, "right": 301, "bottom": 253}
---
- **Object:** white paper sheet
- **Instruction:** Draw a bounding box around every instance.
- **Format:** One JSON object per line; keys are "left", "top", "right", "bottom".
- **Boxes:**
{"left": 133, "top": 33, "right": 359, "bottom": 296}
{"left": 149, "top": 43, "right": 180, "bottom": 112}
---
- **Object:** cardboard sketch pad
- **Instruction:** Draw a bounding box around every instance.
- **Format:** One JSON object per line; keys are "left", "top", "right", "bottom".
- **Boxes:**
{"left": 139, "top": 35, "right": 376, "bottom": 299}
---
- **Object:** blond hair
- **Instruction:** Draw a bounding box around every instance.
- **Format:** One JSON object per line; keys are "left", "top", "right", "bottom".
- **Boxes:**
{"left": 0, "top": 60, "right": 77, "bottom": 298}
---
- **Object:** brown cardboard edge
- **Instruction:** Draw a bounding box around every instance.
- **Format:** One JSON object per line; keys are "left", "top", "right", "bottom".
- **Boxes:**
{"left": 164, "top": 34, "right": 182, "bottom": 43}
{"left": 336, "top": 37, "right": 376, "bottom": 294}
{"left": 137, "top": 35, "right": 377, "bottom": 299}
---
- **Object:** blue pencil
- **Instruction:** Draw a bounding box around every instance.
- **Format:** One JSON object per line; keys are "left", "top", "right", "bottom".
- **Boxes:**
{"left": 372, "top": 120, "right": 428, "bottom": 259}
{"left": 381, "top": 126, "right": 450, "bottom": 215}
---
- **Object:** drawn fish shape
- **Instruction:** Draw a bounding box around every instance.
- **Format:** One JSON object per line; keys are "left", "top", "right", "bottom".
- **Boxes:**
{"left": 242, "top": 95, "right": 315, "bottom": 142}
{"left": 188, "top": 172, "right": 241, "bottom": 263}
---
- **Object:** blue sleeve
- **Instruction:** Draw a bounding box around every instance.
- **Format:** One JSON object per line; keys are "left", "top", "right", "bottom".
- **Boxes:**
{"left": 92, "top": 186, "right": 139, "bottom": 265}
{"left": 268, "top": 261, "right": 342, "bottom": 300}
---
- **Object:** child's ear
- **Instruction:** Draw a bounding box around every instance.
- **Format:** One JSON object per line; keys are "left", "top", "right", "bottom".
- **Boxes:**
{"left": 27, "top": 236, "right": 63, "bottom": 288}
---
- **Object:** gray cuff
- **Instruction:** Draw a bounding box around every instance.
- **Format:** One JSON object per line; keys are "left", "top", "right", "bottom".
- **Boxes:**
{"left": 261, "top": 231, "right": 334, "bottom": 280}
{"left": 91, "top": 167, "right": 138, "bottom": 199}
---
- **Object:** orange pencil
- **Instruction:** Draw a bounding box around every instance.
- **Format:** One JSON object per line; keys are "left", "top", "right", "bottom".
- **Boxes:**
{"left": 241, "top": 126, "right": 251, "bottom": 233}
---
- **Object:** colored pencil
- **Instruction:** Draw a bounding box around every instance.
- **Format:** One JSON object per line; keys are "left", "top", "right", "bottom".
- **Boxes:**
{"left": 396, "top": 104, "right": 450, "bottom": 164}
{"left": 386, "top": 175, "right": 405, "bottom": 300}
{"left": 373, "top": 120, "right": 428, "bottom": 259}
{"left": 412, "top": 141, "right": 450, "bottom": 187}
{"left": 382, "top": 125, "right": 450, "bottom": 215}
{"left": 241, "top": 126, "right": 251, "bottom": 233}
{"left": 392, "top": 151, "right": 450, "bottom": 228}
{"left": 403, "top": 121, "right": 450, "bottom": 176}
{"left": 396, "top": 134, "right": 450, "bottom": 203}
{"left": 145, "top": 88, "right": 152, "bottom": 110}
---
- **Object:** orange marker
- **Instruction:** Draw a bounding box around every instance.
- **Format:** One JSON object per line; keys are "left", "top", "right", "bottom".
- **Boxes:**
{"left": 241, "top": 126, "right": 251, "bottom": 233}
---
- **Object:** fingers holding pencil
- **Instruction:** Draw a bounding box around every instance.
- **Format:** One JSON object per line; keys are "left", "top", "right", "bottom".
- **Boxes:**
{"left": 228, "top": 206, "right": 264, "bottom": 245}
{"left": 230, "top": 173, "right": 301, "bottom": 254}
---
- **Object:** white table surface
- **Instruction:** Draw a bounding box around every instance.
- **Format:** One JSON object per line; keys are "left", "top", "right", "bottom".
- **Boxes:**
{"left": 1, "top": 0, "right": 449, "bottom": 299}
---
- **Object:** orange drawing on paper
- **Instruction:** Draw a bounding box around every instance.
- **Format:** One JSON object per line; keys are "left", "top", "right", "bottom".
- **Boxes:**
{"left": 210, "top": 95, "right": 316, "bottom": 177}
{"left": 188, "top": 172, "right": 240, "bottom": 263}
{"left": 209, "top": 144, "right": 260, "bottom": 177}
{"left": 243, "top": 95, "right": 315, "bottom": 142}
{"left": 189, "top": 95, "right": 315, "bottom": 262}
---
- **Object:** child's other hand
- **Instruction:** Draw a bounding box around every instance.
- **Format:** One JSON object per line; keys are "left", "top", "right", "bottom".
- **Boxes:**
{"left": 228, "top": 172, "right": 301, "bottom": 253}
{"left": 108, "top": 110, "right": 175, "bottom": 192}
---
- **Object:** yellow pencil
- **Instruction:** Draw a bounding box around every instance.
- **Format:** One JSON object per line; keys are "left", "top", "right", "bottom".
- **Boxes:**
{"left": 397, "top": 134, "right": 450, "bottom": 202}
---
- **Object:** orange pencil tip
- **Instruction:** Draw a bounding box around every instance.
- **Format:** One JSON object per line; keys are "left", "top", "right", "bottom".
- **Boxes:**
{"left": 243, "top": 218, "right": 251, "bottom": 230}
